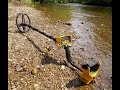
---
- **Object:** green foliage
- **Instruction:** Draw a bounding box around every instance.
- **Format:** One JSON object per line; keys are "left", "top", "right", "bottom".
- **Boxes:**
{"left": 24, "top": 0, "right": 112, "bottom": 6}
{"left": 80, "top": 0, "right": 112, "bottom": 6}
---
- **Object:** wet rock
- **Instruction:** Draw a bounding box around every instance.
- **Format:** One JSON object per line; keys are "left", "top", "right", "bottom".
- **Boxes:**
{"left": 34, "top": 84, "right": 40, "bottom": 90}
{"left": 16, "top": 64, "right": 23, "bottom": 72}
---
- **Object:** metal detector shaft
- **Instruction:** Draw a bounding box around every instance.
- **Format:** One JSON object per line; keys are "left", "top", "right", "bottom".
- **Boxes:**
{"left": 21, "top": 23, "right": 56, "bottom": 42}
{"left": 64, "top": 45, "right": 81, "bottom": 71}
{"left": 19, "top": 24, "right": 81, "bottom": 71}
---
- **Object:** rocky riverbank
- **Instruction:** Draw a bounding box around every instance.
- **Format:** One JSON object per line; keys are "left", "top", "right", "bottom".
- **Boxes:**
{"left": 8, "top": 1, "right": 112, "bottom": 90}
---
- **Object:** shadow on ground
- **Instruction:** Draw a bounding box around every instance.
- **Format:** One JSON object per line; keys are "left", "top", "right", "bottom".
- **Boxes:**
{"left": 66, "top": 77, "right": 85, "bottom": 88}
{"left": 20, "top": 32, "right": 67, "bottom": 66}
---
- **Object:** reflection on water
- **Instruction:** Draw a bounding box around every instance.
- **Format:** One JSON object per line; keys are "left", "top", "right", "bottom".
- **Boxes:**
{"left": 33, "top": 3, "right": 73, "bottom": 22}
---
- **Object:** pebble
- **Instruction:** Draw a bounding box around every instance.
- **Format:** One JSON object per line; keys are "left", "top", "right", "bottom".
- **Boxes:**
{"left": 41, "top": 53, "right": 45, "bottom": 56}
{"left": 46, "top": 46, "right": 51, "bottom": 51}
{"left": 86, "top": 29, "right": 89, "bottom": 31}
{"left": 36, "top": 65, "right": 40, "bottom": 68}
{"left": 12, "top": 88, "right": 17, "bottom": 90}
{"left": 31, "top": 67, "right": 38, "bottom": 75}
{"left": 65, "top": 22, "right": 72, "bottom": 25}
{"left": 43, "top": 69, "right": 46, "bottom": 71}
{"left": 61, "top": 65, "right": 65, "bottom": 70}
{"left": 80, "top": 48, "right": 84, "bottom": 51}
{"left": 16, "top": 64, "right": 23, "bottom": 72}
{"left": 34, "top": 84, "right": 40, "bottom": 90}
{"left": 8, "top": 59, "right": 13, "bottom": 61}
{"left": 13, "top": 62, "right": 16, "bottom": 64}
{"left": 65, "top": 88, "right": 68, "bottom": 90}
{"left": 12, "top": 85, "right": 16, "bottom": 89}
{"left": 21, "top": 78, "right": 24, "bottom": 81}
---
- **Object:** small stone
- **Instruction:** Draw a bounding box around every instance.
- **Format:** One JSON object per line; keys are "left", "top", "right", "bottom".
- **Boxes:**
{"left": 95, "top": 81, "right": 99, "bottom": 85}
{"left": 16, "top": 64, "right": 23, "bottom": 72}
{"left": 46, "top": 46, "right": 51, "bottom": 51}
{"left": 61, "top": 84, "right": 64, "bottom": 88}
{"left": 57, "top": 60, "right": 60, "bottom": 63}
{"left": 13, "top": 62, "right": 16, "bottom": 64}
{"left": 8, "top": 59, "right": 13, "bottom": 61}
{"left": 43, "top": 69, "right": 45, "bottom": 71}
{"left": 31, "top": 67, "right": 38, "bottom": 75}
{"left": 65, "top": 22, "right": 72, "bottom": 25}
{"left": 86, "top": 29, "right": 89, "bottom": 31}
{"left": 65, "top": 88, "right": 68, "bottom": 90}
{"left": 34, "top": 84, "right": 40, "bottom": 90}
{"left": 36, "top": 65, "right": 40, "bottom": 68}
{"left": 61, "top": 65, "right": 65, "bottom": 70}
{"left": 12, "top": 85, "right": 16, "bottom": 89}
{"left": 21, "top": 78, "right": 23, "bottom": 81}
{"left": 12, "top": 88, "right": 17, "bottom": 90}
{"left": 80, "top": 48, "right": 84, "bottom": 51}
{"left": 81, "top": 22, "right": 84, "bottom": 24}
{"left": 41, "top": 53, "right": 45, "bottom": 55}
{"left": 92, "top": 85, "right": 95, "bottom": 88}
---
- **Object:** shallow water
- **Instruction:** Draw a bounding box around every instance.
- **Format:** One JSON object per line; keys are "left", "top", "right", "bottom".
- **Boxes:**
{"left": 33, "top": 3, "right": 112, "bottom": 59}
